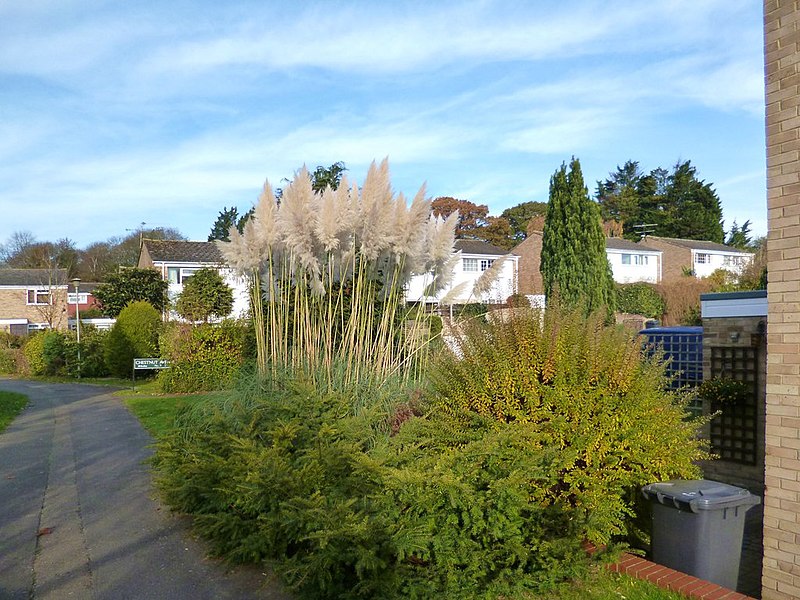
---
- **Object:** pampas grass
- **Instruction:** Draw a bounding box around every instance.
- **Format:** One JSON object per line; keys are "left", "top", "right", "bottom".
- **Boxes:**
{"left": 217, "top": 159, "right": 456, "bottom": 391}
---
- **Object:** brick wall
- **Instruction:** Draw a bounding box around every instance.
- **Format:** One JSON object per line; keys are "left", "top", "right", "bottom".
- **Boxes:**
{"left": 763, "top": 2, "right": 800, "bottom": 598}
{"left": 639, "top": 238, "right": 693, "bottom": 282}
{"left": 700, "top": 316, "right": 767, "bottom": 495}
{"left": 513, "top": 231, "right": 544, "bottom": 295}
{"left": 0, "top": 288, "right": 69, "bottom": 330}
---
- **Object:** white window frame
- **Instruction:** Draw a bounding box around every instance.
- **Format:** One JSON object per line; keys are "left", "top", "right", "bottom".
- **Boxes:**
{"left": 695, "top": 253, "right": 710, "bottom": 265}
{"left": 463, "top": 258, "right": 479, "bottom": 272}
{"left": 26, "top": 289, "right": 51, "bottom": 306}
{"left": 480, "top": 259, "right": 494, "bottom": 271}
{"left": 621, "top": 254, "right": 632, "bottom": 265}
{"left": 167, "top": 267, "right": 200, "bottom": 284}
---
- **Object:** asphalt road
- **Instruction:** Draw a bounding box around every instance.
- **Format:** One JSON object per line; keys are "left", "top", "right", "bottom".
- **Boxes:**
{"left": 0, "top": 379, "right": 291, "bottom": 600}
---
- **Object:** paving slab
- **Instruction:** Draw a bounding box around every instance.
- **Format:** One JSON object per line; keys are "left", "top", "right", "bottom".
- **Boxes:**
{"left": 0, "top": 379, "right": 292, "bottom": 600}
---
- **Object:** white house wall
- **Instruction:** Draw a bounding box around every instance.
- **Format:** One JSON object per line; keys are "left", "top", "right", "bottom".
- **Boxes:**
{"left": 154, "top": 261, "right": 250, "bottom": 321}
{"left": 406, "top": 254, "right": 518, "bottom": 304}
{"left": 691, "top": 250, "right": 753, "bottom": 278}
{"left": 605, "top": 249, "right": 661, "bottom": 284}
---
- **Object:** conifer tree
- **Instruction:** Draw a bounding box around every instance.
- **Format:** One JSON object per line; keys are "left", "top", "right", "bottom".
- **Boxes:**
{"left": 541, "top": 158, "right": 615, "bottom": 314}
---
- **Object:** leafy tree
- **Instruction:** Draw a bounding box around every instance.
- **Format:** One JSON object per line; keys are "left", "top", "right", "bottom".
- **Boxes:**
{"left": 311, "top": 161, "right": 346, "bottom": 192}
{"left": 663, "top": 161, "right": 724, "bottom": 242}
{"left": 725, "top": 219, "right": 753, "bottom": 249}
{"left": 175, "top": 268, "right": 234, "bottom": 323}
{"left": 93, "top": 268, "right": 169, "bottom": 317}
{"left": 276, "top": 161, "right": 347, "bottom": 199}
{"left": 208, "top": 206, "right": 253, "bottom": 242}
{"left": 500, "top": 201, "right": 549, "bottom": 243}
{"left": 431, "top": 197, "right": 490, "bottom": 239}
{"left": 479, "top": 216, "right": 515, "bottom": 250}
{"left": 597, "top": 160, "right": 724, "bottom": 242}
{"left": 104, "top": 301, "right": 163, "bottom": 378}
{"left": 541, "top": 158, "right": 615, "bottom": 313}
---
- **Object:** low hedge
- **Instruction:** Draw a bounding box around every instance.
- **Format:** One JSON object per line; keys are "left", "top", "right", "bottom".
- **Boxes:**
{"left": 158, "top": 321, "right": 248, "bottom": 393}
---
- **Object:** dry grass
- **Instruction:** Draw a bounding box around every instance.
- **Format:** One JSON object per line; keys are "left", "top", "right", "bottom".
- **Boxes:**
{"left": 217, "top": 159, "right": 457, "bottom": 390}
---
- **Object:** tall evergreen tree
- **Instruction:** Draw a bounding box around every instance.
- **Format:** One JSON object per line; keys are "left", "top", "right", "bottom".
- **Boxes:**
{"left": 596, "top": 160, "right": 724, "bottom": 242}
{"left": 541, "top": 158, "right": 615, "bottom": 314}
{"left": 208, "top": 206, "right": 253, "bottom": 242}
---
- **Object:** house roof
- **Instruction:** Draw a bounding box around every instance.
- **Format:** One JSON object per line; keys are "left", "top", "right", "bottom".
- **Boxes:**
{"left": 0, "top": 268, "right": 69, "bottom": 286}
{"left": 454, "top": 239, "right": 512, "bottom": 256}
{"left": 643, "top": 236, "right": 751, "bottom": 254}
{"left": 605, "top": 238, "right": 659, "bottom": 253}
{"left": 141, "top": 239, "right": 223, "bottom": 264}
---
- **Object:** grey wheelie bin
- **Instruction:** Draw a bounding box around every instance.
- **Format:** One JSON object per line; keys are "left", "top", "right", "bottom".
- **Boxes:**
{"left": 641, "top": 479, "right": 760, "bottom": 590}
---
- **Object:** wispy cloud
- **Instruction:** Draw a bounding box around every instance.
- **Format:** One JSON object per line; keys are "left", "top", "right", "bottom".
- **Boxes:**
{"left": 0, "top": 0, "right": 767, "bottom": 246}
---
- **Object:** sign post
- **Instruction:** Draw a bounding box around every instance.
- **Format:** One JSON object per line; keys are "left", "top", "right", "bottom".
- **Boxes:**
{"left": 132, "top": 358, "right": 170, "bottom": 389}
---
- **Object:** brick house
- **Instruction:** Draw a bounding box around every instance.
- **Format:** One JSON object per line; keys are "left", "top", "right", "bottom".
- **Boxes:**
{"left": 137, "top": 239, "right": 250, "bottom": 320}
{"left": 0, "top": 268, "right": 69, "bottom": 335}
{"left": 640, "top": 236, "right": 753, "bottom": 281}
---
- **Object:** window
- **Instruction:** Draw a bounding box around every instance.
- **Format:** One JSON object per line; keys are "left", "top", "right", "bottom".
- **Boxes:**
{"left": 621, "top": 254, "right": 648, "bottom": 265}
{"left": 463, "top": 258, "right": 478, "bottom": 272}
{"left": 723, "top": 255, "right": 743, "bottom": 267}
{"left": 695, "top": 253, "right": 709, "bottom": 264}
{"left": 167, "top": 267, "right": 199, "bottom": 284}
{"left": 26, "top": 289, "right": 51, "bottom": 305}
{"left": 480, "top": 259, "right": 494, "bottom": 271}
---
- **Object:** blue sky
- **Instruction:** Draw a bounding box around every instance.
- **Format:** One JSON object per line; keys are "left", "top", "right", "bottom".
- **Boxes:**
{"left": 0, "top": 0, "right": 766, "bottom": 248}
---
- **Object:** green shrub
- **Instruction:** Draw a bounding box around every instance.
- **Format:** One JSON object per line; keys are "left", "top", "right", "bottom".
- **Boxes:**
{"left": 67, "top": 327, "right": 110, "bottom": 378}
{"left": 158, "top": 321, "right": 248, "bottom": 393}
{"left": 22, "top": 333, "right": 47, "bottom": 376}
{"left": 152, "top": 375, "right": 404, "bottom": 599}
{"left": 152, "top": 367, "right": 610, "bottom": 599}
{"left": 615, "top": 283, "right": 666, "bottom": 319}
{"left": 41, "top": 331, "right": 68, "bottom": 376}
{"left": 0, "top": 349, "right": 20, "bottom": 374}
{"left": 429, "top": 307, "right": 710, "bottom": 547}
{"left": 104, "top": 301, "right": 162, "bottom": 378}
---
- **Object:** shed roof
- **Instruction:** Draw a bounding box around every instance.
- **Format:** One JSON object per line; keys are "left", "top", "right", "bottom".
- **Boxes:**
{"left": 605, "top": 238, "right": 659, "bottom": 252}
{"left": 141, "top": 240, "right": 223, "bottom": 264}
{"left": 454, "top": 239, "right": 512, "bottom": 256}
{"left": 644, "top": 236, "right": 751, "bottom": 254}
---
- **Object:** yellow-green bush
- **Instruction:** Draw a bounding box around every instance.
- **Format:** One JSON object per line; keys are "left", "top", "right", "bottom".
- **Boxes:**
{"left": 429, "top": 306, "right": 710, "bottom": 546}
{"left": 157, "top": 321, "right": 248, "bottom": 393}
{"left": 22, "top": 333, "right": 47, "bottom": 376}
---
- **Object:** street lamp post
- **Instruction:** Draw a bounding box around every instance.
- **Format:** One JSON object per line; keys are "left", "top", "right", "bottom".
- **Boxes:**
{"left": 72, "top": 278, "right": 81, "bottom": 379}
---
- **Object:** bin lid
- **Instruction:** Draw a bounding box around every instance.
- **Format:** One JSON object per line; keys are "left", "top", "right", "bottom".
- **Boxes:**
{"left": 642, "top": 479, "right": 761, "bottom": 512}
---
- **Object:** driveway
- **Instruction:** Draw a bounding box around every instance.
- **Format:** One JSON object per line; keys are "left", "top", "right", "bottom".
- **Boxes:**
{"left": 0, "top": 379, "right": 291, "bottom": 600}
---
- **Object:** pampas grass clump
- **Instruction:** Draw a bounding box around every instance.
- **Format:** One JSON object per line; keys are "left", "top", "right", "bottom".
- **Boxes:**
{"left": 217, "top": 159, "right": 456, "bottom": 390}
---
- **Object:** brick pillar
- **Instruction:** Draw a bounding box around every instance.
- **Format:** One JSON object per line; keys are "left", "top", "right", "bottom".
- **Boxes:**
{"left": 764, "top": 2, "right": 800, "bottom": 598}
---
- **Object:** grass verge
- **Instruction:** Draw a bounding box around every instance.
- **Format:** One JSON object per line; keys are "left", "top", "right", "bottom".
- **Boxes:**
{"left": 120, "top": 385, "right": 223, "bottom": 438}
{"left": 544, "top": 568, "right": 688, "bottom": 599}
{"left": 0, "top": 391, "right": 28, "bottom": 433}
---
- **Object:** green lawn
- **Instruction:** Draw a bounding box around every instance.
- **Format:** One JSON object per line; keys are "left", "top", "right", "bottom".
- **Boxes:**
{"left": 0, "top": 391, "right": 28, "bottom": 433}
{"left": 544, "top": 568, "right": 687, "bottom": 599}
{"left": 120, "top": 386, "right": 222, "bottom": 438}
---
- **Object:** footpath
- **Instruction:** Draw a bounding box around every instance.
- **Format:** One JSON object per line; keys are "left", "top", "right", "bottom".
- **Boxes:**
{"left": 0, "top": 379, "right": 291, "bottom": 600}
